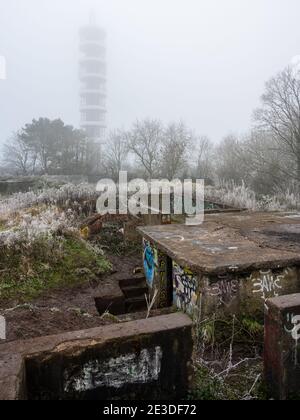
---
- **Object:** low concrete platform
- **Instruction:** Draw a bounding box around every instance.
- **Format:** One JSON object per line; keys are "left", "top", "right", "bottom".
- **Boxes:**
{"left": 0, "top": 313, "right": 193, "bottom": 400}
{"left": 138, "top": 212, "right": 300, "bottom": 319}
{"left": 139, "top": 212, "right": 300, "bottom": 275}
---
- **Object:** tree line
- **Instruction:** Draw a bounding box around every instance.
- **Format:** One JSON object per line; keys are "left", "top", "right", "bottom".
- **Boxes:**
{"left": 2, "top": 63, "right": 300, "bottom": 195}
{"left": 103, "top": 62, "right": 300, "bottom": 195}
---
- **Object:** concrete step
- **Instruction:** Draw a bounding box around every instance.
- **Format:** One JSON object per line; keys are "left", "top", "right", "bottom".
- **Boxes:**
{"left": 125, "top": 296, "right": 147, "bottom": 313}
{"left": 121, "top": 284, "right": 149, "bottom": 299}
{"left": 119, "top": 276, "right": 146, "bottom": 289}
{"left": 95, "top": 277, "right": 149, "bottom": 316}
{"left": 119, "top": 276, "right": 148, "bottom": 299}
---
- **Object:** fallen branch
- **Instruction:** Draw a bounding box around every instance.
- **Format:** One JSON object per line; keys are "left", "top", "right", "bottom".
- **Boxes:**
{"left": 216, "top": 357, "right": 262, "bottom": 378}
{"left": 242, "top": 373, "right": 262, "bottom": 400}
{"left": 145, "top": 288, "right": 158, "bottom": 319}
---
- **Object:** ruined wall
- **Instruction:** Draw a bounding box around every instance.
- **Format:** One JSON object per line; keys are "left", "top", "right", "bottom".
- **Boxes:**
{"left": 265, "top": 294, "right": 300, "bottom": 400}
{"left": 173, "top": 263, "right": 300, "bottom": 321}
{"left": 0, "top": 179, "right": 36, "bottom": 195}
{"left": 199, "top": 267, "right": 300, "bottom": 320}
{"left": 140, "top": 239, "right": 300, "bottom": 321}
{"left": 0, "top": 313, "right": 193, "bottom": 400}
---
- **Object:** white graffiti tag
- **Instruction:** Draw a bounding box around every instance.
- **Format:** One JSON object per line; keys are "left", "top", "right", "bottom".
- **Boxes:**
{"left": 292, "top": 316, "right": 300, "bottom": 341}
{"left": 285, "top": 314, "right": 300, "bottom": 366}
{"left": 285, "top": 314, "right": 300, "bottom": 340}
{"left": 251, "top": 270, "right": 283, "bottom": 309}
{"left": 208, "top": 278, "right": 239, "bottom": 307}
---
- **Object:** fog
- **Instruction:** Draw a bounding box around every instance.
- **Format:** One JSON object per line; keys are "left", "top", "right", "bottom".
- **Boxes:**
{"left": 1, "top": 0, "right": 300, "bottom": 145}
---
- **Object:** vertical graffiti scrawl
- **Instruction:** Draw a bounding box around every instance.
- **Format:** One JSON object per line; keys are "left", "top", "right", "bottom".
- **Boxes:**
{"left": 173, "top": 262, "right": 199, "bottom": 317}
{"left": 143, "top": 239, "right": 156, "bottom": 288}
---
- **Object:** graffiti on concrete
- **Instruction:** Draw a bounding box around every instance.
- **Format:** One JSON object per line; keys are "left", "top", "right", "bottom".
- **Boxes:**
{"left": 165, "top": 234, "right": 185, "bottom": 242}
{"left": 284, "top": 313, "right": 300, "bottom": 338}
{"left": 143, "top": 239, "right": 157, "bottom": 288}
{"left": 157, "top": 251, "right": 168, "bottom": 307}
{"left": 250, "top": 269, "right": 284, "bottom": 309}
{"left": 64, "top": 346, "right": 163, "bottom": 393}
{"left": 285, "top": 313, "right": 300, "bottom": 366}
{"left": 173, "top": 262, "right": 199, "bottom": 316}
{"left": 207, "top": 276, "right": 239, "bottom": 307}
{"left": 151, "top": 231, "right": 185, "bottom": 241}
{"left": 142, "top": 239, "right": 169, "bottom": 305}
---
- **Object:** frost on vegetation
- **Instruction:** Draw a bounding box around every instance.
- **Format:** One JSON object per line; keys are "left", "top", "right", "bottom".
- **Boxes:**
{"left": 0, "top": 207, "right": 77, "bottom": 247}
{"left": 0, "top": 183, "right": 98, "bottom": 247}
{"left": 206, "top": 181, "right": 300, "bottom": 212}
{"left": 0, "top": 183, "right": 97, "bottom": 218}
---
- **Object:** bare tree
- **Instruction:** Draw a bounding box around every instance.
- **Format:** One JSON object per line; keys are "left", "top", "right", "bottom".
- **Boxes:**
{"left": 194, "top": 135, "right": 214, "bottom": 180}
{"left": 254, "top": 66, "right": 300, "bottom": 185}
{"left": 126, "top": 119, "right": 163, "bottom": 178}
{"left": 2, "top": 133, "right": 31, "bottom": 175}
{"left": 242, "top": 130, "right": 293, "bottom": 194}
{"left": 215, "top": 134, "right": 248, "bottom": 184}
{"left": 103, "top": 130, "right": 128, "bottom": 180}
{"left": 160, "top": 122, "right": 192, "bottom": 179}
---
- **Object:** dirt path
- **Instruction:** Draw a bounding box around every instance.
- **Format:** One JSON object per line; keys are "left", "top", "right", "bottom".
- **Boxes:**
{"left": 1, "top": 254, "right": 141, "bottom": 342}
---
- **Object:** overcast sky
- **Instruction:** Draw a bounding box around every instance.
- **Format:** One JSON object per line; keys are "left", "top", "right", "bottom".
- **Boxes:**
{"left": 0, "top": 0, "right": 300, "bottom": 145}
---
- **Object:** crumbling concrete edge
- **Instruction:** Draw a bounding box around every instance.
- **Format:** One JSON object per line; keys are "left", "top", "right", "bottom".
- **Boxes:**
{"left": 0, "top": 312, "right": 193, "bottom": 400}
{"left": 138, "top": 231, "right": 300, "bottom": 277}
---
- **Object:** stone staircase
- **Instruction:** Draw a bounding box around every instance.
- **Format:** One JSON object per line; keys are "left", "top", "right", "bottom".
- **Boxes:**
{"left": 119, "top": 277, "right": 148, "bottom": 313}
{"left": 95, "top": 276, "right": 148, "bottom": 316}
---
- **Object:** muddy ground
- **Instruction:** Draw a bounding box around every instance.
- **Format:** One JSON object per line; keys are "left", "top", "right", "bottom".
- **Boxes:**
{"left": 1, "top": 253, "right": 141, "bottom": 342}
{"left": 0, "top": 220, "right": 268, "bottom": 399}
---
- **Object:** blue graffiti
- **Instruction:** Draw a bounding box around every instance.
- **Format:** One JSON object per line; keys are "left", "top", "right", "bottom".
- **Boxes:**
{"left": 143, "top": 242, "right": 155, "bottom": 288}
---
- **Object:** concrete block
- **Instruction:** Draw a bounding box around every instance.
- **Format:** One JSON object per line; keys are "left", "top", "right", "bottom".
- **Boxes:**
{"left": 0, "top": 313, "right": 193, "bottom": 400}
{"left": 265, "top": 294, "right": 300, "bottom": 400}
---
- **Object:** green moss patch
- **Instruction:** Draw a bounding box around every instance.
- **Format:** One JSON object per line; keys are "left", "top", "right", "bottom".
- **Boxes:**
{"left": 0, "top": 235, "right": 111, "bottom": 303}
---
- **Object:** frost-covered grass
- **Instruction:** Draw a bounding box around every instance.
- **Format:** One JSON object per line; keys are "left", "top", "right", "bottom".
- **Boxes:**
{"left": 0, "top": 183, "right": 97, "bottom": 219}
{"left": 0, "top": 183, "right": 98, "bottom": 247}
{"left": 206, "top": 181, "right": 300, "bottom": 212}
{"left": 0, "top": 206, "right": 77, "bottom": 247}
{"left": 0, "top": 184, "right": 111, "bottom": 303}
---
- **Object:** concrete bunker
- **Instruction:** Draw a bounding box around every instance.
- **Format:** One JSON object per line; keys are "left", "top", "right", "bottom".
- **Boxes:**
{"left": 138, "top": 212, "right": 300, "bottom": 320}
{"left": 93, "top": 200, "right": 246, "bottom": 317}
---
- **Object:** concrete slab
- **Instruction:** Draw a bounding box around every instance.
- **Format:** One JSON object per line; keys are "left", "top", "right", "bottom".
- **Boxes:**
{"left": 138, "top": 212, "right": 300, "bottom": 276}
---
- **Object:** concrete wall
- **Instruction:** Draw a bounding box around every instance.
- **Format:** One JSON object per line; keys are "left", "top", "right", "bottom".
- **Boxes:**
{"left": 174, "top": 263, "right": 300, "bottom": 321}
{"left": 198, "top": 266, "right": 300, "bottom": 321}
{"left": 0, "top": 179, "right": 36, "bottom": 195}
{"left": 265, "top": 294, "right": 300, "bottom": 400}
{"left": 0, "top": 313, "right": 193, "bottom": 400}
{"left": 142, "top": 238, "right": 300, "bottom": 321}
{"left": 0, "top": 176, "right": 89, "bottom": 197}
